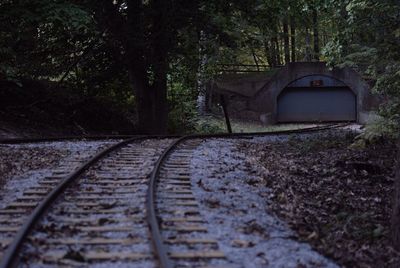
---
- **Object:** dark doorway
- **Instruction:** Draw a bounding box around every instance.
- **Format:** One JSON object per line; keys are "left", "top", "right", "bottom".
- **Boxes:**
{"left": 277, "top": 86, "right": 357, "bottom": 122}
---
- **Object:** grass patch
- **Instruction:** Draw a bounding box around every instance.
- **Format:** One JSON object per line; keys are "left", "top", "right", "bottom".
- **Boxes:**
{"left": 195, "top": 115, "right": 319, "bottom": 134}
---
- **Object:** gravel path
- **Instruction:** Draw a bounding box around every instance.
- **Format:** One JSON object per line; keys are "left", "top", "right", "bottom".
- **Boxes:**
{"left": 191, "top": 138, "right": 339, "bottom": 268}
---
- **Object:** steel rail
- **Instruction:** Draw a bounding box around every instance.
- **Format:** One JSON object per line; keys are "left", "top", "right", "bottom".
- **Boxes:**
{"left": 146, "top": 122, "right": 348, "bottom": 268}
{"left": 0, "top": 136, "right": 149, "bottom": 268}
{"left": 146, "top": 137, "right": 183, "bottom": 268}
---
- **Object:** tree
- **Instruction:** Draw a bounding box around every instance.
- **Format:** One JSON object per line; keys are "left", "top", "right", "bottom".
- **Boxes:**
{"left": 77, "top": 0, "right": 207, "bottom": 134}
{"left": 283, "top": 16, "right": 290, "bottom": 64}
{"left": 290, "top": 16, "right": 296, "bottom": 62}
{"left": 0, "top": 0, "right": 94, "bottom": 81}
{"left": 312, "top": 6, "right": 320, "bottom": 60}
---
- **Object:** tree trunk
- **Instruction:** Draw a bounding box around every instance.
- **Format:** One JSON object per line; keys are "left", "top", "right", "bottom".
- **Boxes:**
{"left": 283, "top": 18, "right": 290, "bottom": 64}
{"left": 264, "top": 40, "right": 276, "bottom": 67}
{"left": 128, "top": 64, "right": 168, "bottom": 135}
{"left": 392, "top": 142, "right": 400, "bottom": 250}
{"left": 290, "top": 16, "right": 296, "bottom": 62}
{"left": 149, "top": 0, "right": 169, "bottom": 134}
{"left": 273, "top": 35, "right": 281, "bottom": 66}
{"left": 251, "top": 47, "right": 260, "bottom": 71}
{"left": 305, "top": 28, "right": 312, "bottom": 61}
{"left": 197, "top": 30, "right": 208, "bottom": 114}
{"left": 129, "top": 70, "right": 153, "bottom": 133}
{"left": 126, "top": 0, "right": 169, "bottom": 134}
{"left": 339, "top": 4, "right": 349, "bottom": 55}
{"left": 96, "top": 0, "right": 174, "bottom": 134}
{"left": 127, "top": 0, "right": 154, "bottom": 133}
{"left": 151, "top": 75, "right": 168, "bottom": 134}
{"left": 312, "top": 7, "right": 320, "bottom": 60}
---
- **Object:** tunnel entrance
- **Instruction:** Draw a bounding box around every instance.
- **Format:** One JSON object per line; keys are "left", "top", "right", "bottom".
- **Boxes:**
{"left": 277, "top": 75, "right": 357, "bottom": 122}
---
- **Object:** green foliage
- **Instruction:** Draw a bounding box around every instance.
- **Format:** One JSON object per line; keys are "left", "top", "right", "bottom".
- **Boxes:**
{"left": 374, "top": 63, "right": 400, "bottom": 98}
{"left": 364, "top": 117, "right": 399, "bottom": 139}
{"left": 337, "top": 45, "right": 379, "bottom": 76}
{"left": 322, "top": 39, "right": 343, "bottom": 66}
{"left": 352, "top": 116, "right": 398, "bottom": 148}
{"left": 323, "top": 0, "right": 400, "bottom": 137}
{"left": 195, "top": 117, "right": 225, "bottom": 134}
{"left": 167, "top": 83, "right": 198, "bottom": 134}
{"left": 0, "top": 0, "right": 95, "bottom": 80}
{"left": 0, "top": 0, "right": 138, "bottom": 113}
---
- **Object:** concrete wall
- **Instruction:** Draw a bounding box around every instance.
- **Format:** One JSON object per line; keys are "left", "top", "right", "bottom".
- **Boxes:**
{"left": 251, "top": 62, "right": 375, "bottom": 124}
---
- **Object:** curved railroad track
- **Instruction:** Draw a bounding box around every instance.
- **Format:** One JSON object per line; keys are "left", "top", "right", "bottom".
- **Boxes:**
{"left": 0, "top": 123, "right": 348, "bottom": 267}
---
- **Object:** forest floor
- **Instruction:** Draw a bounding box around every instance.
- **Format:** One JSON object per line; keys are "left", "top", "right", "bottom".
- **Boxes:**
{"left": 238, "top": 130, "right": 399, "bottom": 267}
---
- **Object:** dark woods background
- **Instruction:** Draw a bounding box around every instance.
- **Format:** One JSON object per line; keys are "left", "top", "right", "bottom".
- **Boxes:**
{"left": 0, "top": 0, "right": 399, "bottom": 135}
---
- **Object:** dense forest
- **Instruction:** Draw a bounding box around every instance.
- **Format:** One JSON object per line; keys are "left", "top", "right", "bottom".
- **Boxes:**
{"left": 0, "top": 0, "right": 399, "bottom": 134}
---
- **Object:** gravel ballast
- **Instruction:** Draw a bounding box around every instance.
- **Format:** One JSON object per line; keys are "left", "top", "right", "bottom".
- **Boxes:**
{"left": 191, "top": 137, "right": 339, "bottom": 268}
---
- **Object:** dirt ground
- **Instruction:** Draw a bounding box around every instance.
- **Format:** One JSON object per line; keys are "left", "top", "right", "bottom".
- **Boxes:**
{"left": 239, "top": 131, "right": 399, "bottom": 267}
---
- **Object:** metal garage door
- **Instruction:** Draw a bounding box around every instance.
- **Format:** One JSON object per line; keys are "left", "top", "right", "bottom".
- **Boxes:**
{"left": 277, "top": 87, "right": 356, "bottom": 122}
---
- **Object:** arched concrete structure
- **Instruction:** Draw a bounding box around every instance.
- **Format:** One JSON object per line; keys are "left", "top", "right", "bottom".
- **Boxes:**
{"left": 252, "top": 62, "right": 374, "bottom": 124}
{"left": 277, "top": 75, "right": 356, "bottom": 122}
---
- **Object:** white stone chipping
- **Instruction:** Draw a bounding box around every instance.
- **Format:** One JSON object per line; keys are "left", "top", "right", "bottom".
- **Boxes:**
{"left": 190, "top": 138, "right": 340, "bottom": 268}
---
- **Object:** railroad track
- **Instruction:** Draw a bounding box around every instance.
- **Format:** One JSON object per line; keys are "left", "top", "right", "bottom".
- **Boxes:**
{"left": 0, "top": 123, "right": 349, "bottom": 267}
